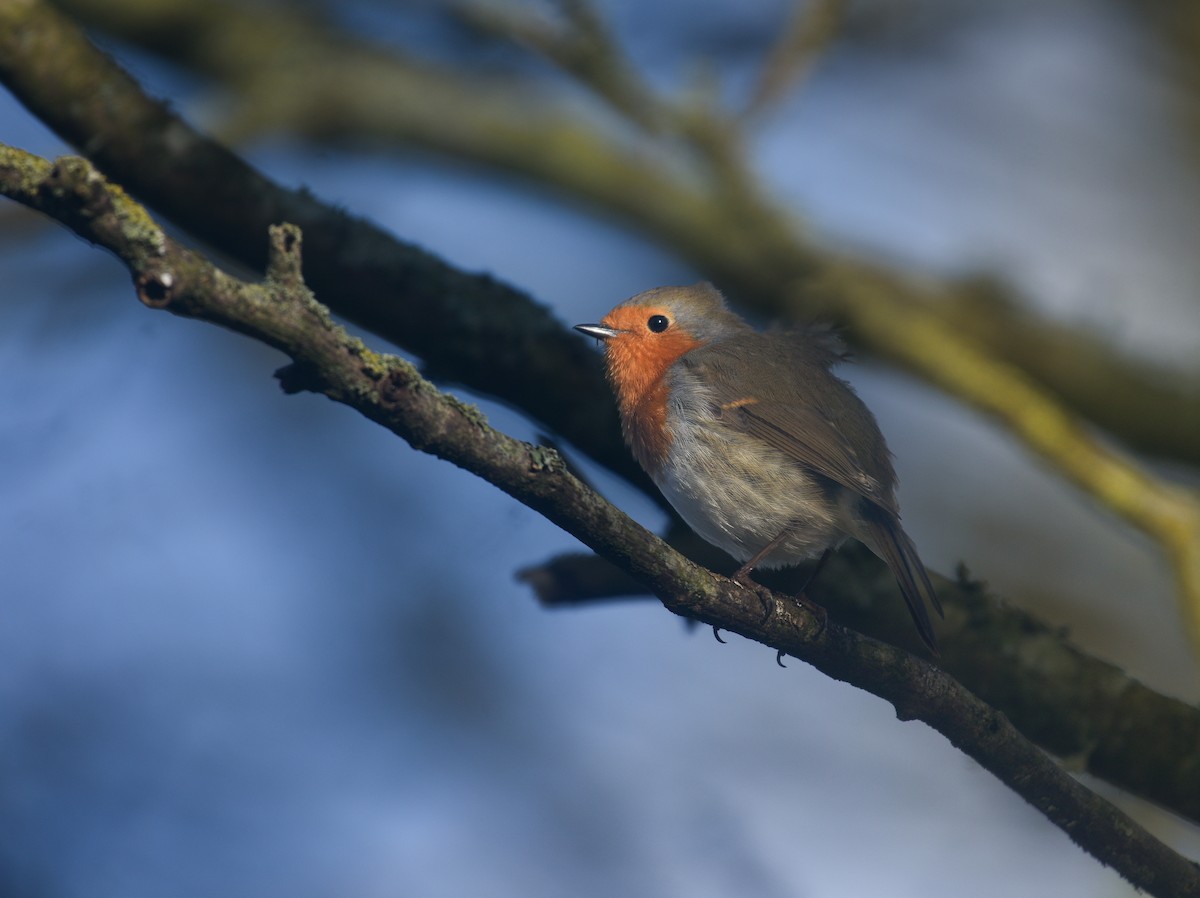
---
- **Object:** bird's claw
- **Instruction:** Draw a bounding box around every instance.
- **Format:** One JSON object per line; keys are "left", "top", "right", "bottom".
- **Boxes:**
{"left": 712, "top": 625, "right": 726, "bottom": 644}
{"left": 755, "top": 588, "right": 777, "bottom": 625}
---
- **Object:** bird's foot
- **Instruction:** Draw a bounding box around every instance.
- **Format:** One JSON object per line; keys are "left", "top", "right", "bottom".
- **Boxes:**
{"left": 730, "top": 561, "right": 757, "bottom": 585}
{"left": 727, "top": 566, "right": 775, "bottom": 623}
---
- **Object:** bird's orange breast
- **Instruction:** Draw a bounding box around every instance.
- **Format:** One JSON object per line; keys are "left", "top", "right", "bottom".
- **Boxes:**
{"left": 599, "top": 307, "right": 702, "bottom": 475}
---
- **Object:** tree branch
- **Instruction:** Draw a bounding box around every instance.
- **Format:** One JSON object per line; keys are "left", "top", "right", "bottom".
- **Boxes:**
{"left": 452, "top": 0, "right": 667, "bottom": 131}
{"left": 2, "top": 142, "right": 1198, "bottom": 898}
{"left": 742, "top": 0, "right": 846, "bottom": 120}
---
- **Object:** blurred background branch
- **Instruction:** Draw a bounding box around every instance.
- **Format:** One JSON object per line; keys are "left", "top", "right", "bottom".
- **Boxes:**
{"left": 741, "top": 0, "right": 847, "bottom": 120}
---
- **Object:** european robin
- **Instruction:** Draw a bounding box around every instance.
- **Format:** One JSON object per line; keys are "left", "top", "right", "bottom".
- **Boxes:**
{"left": 576, "top": 283, "right": 943, "bottom": 654}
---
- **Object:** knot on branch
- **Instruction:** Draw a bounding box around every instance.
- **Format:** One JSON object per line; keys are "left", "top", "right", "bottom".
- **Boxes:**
{"left": 135, "top": 269, "right": 176, "bottom": 308}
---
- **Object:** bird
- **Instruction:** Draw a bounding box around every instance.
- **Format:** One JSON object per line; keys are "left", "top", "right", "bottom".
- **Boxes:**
{"left": 575, "top": 282, "right": 943, "bottom": 654}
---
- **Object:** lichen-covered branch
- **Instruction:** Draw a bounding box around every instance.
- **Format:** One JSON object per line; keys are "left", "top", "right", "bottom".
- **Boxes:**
{"left": 2, "top": 143, "right": 1198, "bottom": 898}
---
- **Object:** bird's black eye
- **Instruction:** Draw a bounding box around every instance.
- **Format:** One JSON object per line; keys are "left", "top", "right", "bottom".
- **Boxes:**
{"left": 647, "top": 314, "right": 670, "bottom": 333}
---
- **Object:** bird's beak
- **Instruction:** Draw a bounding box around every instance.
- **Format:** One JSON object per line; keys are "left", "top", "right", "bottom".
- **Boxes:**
{"left": 574, "top": 323, "right": 621, "bottom": 341}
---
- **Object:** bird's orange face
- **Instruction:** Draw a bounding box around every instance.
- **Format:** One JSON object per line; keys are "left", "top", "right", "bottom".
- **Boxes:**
{"left": 597, "top": 303, "right": 702, "bottom": 408}
{"left": 590, "top": 303, "right": 702, "bottom": 473}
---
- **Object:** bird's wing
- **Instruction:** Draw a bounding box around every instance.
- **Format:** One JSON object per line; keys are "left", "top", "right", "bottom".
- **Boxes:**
{"left": 678, "top": 333, "right": 899, "bottom": 515}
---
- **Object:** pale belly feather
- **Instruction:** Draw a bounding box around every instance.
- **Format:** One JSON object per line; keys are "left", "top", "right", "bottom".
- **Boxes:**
{"left": 655, "top": 397, "right": 853, "bottom": 568}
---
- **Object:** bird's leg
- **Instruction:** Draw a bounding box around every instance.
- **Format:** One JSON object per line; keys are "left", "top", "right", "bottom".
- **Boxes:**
{"left": 799, "top": 548, "right": 833, "bottom": 594}
{"left": 731, "top": 530, "right": 829, "bottom": 634}
{"left": 730, "top": 530, "right": 792, "bottom": 583}
{"left": 732, "top": 531, "right": 831, "bottom": 597}
{"left": 787, "top": 547, "right": 833, "bottom": 633}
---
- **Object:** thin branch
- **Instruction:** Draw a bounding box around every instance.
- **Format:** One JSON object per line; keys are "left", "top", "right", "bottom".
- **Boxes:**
{"left": 743, "top": 0, "right": 846, "bottom": 120}
{"left": 453, "top": 0, "right": 666, "bottom": 131}
{"left": 2, "top": 144, "right": 1198, "bottom": 898}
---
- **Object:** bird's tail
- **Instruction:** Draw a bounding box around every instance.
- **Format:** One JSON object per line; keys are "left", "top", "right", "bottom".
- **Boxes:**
{"left": 860, "top": 504, "right": 943, "bottom": 656}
